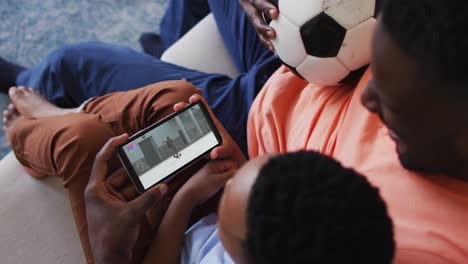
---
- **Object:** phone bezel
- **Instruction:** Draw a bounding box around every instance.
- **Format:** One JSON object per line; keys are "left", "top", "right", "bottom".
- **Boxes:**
{"left": 117, "top": 101, "right": 223, "bottom": 193}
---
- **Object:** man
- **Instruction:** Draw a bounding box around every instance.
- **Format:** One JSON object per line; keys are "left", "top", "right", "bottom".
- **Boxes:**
{"left": 245, "top": 0, "right": 468, "bottom": 262}
{"left": 4, "top": 0, "right": 468, "bottom": 263}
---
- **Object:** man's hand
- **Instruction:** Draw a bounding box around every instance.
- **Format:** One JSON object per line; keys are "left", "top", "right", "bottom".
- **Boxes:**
{"left": 173, "top": 94, "right": 247, "bottom": 167}
{"left": 85, "top": 134, "right": 167, "bottom": 264}
{"left": 240, "top": 0, "right": 279, "bottom": 51}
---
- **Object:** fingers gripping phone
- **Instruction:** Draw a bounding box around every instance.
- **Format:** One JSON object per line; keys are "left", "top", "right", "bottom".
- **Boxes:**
{"left": 118, "top": 102, "right": 223, "bottom": 193}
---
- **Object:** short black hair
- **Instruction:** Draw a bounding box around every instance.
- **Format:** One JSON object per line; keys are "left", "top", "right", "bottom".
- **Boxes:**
{"left": 244, "top": 151, "right": 395, "bottom": 264}
{"left": 381, "top": 0, "right": 468, "bottom": 98}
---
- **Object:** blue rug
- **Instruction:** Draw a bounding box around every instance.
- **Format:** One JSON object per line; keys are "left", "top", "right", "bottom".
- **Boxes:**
{"left": 0, "top": 0, "right": 168, "bottom": 160}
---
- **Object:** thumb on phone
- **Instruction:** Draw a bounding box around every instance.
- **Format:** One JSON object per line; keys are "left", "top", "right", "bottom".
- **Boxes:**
{"left": 90, "top": 134, "right": 129, "bottom": 183}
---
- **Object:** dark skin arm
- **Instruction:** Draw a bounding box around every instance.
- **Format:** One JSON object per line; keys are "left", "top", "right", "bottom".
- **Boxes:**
{"left": 142, "top": 96, "right": 245, "bottom": 263}
{"left": 84, "top": 134, "right": 167, "bottom": 264}
{"left": 239, "top": 0, "right": 279, "bottom": 51}
{"left": 143, "top": 160, "right": 236, "bottom": 264}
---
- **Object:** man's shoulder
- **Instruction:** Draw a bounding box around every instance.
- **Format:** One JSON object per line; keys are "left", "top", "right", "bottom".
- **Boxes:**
{"left": 253, "top": 66, "right": 357, "bottom": 114}
{"left": 252, "top": 67, "right": 313, "bottom": 116}
{"left": 247, "top": 66, "right": 361, "bottom": 156}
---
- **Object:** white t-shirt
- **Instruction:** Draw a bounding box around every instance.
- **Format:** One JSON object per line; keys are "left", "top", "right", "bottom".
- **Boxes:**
{"left": 181, "top": 213, "right": 235, "bottom": 264}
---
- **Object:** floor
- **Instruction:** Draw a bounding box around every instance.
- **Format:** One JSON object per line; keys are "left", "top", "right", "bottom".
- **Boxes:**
{"left": 0, "top": 0, "right": 168, "bottom": 159}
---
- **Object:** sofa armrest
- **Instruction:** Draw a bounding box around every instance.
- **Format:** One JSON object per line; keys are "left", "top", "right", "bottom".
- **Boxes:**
{"left": 0, "top": 153, "right": 85, "bottom": 264}
{"left": 161, "top": 14, "right": 240, "bottom": 79}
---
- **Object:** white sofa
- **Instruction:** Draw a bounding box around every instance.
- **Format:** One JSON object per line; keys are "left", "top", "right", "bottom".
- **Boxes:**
{"left": 0, "top": 14, "right": 239, "bottom": 263}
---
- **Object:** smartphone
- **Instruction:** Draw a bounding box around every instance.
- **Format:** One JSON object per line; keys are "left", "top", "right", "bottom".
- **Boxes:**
{"left": 118, "top": 101, "right": 223, "bottom": 193}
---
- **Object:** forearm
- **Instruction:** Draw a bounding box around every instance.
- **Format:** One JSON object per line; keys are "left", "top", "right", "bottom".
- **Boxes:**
{"left": 143, "top": 192, "right": 195, "bottom": 264}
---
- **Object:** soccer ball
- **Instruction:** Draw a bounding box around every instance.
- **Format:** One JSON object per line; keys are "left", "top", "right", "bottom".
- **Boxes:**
{"left": 264, "top": 0, "right": 380, "bottom": 85}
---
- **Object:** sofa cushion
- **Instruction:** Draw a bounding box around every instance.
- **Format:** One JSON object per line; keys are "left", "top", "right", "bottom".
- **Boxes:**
{"left": 0, "top": 153, "right": 85, "bottom": 263}
{"left": 161, "top": 14, "right": 240, "bottom": 79}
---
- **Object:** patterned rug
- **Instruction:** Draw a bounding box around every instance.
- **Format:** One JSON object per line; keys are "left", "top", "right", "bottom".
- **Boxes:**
{"left": 0, "top": 0, "right": 168, "bottom": 159}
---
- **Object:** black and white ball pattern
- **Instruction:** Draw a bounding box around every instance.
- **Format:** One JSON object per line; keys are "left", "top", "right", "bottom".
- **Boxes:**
{"left": 264, "top": 0, "right": 380, "bottom": 85}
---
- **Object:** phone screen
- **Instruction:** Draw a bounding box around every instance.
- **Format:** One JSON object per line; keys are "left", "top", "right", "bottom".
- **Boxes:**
{"left": 119, "top": 102, "right": 222, "bottom": 191}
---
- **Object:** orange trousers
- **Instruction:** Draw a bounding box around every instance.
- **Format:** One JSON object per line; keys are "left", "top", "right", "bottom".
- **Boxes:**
{"left": 10, "top": 80, "right": 202, "bottom": 263}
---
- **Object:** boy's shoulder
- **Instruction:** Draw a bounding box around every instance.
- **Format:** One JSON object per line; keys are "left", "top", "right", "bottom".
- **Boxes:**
{"left": 181, "top": 213, "right": 234, "bottom": 264}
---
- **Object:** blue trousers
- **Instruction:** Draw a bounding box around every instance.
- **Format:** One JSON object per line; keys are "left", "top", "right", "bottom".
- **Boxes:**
{"left": 15, "top": 0, "right": 281, "bottom": 155}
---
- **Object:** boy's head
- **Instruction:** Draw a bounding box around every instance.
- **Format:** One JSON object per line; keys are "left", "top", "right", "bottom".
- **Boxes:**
{"left": 361, "top": 0, "right": 468, "bottom": 177}
{"left": 217, "top": 151, "right": 395, "bottom": 264}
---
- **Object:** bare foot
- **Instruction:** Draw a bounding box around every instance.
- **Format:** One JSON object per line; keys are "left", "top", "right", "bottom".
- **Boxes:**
{"left": 8, "top": 86, "right": 78, "bottom": 118}
{"left": 2, "top": 102, "right": 48, "bottom": 178}
{"left": 3, "top": 103, "right": 20, "bottom": 144}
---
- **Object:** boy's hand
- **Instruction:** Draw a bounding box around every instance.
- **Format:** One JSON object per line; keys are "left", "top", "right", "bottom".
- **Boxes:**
{"left": 85, "top": 134, "right": 167, "bottom": 264}
{"left": 239, "top": 0, "right": 279, "bottom": 51}
{"left": 173, "top": 94, "right": 247, "bottom": 167}
{"left": 178, "top": 159, "right": 236, "bottom": 206}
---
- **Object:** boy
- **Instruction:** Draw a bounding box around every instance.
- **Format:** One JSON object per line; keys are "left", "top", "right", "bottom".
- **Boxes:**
{"left": 142, "top": 150, "right": 395, "bottom": 263}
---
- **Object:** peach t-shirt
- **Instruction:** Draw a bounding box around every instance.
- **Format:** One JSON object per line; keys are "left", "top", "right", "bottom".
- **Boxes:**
{"left": 247, "top": 66, "right": 468, "bottom": 263}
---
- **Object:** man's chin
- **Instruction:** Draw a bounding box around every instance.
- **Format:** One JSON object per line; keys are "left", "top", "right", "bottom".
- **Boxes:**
{"left": 396, "top": 143, "right": 428, "bottom": 172}
{"left": 397, "top": 151, "right": 441, "bottom": 175}
{"left": 397, "top": 153, "right": 420, "bottom": 171}
{"left": 395, "top": 141, "right": 463, "bottom": 177}
{"left": 395, "top": 143, "right": 411, "bottom": 168}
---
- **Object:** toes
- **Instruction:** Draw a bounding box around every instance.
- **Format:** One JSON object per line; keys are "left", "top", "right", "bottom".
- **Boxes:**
{"left": 3, "top": 103, "right": 19, "bottom": 124}
{"left": 3, "top": 109, "right": 10, "bottom": 122}
{"left": 10, "top": 86, "right": 40, "bottom": 98}
{"left": 7, "top": 103, "right": 18, "bottom": 115}
{"left": 3, "top": 109, "right": 10, "bottom": 119}
{"left": 2, "top": 104, "right": 20, "bottom": 132}
{"left": 9, "top": 86, "right": 26, "bottom": 99}
{"left": 8, "top": 86, "right": 17, "bottom": 98}
{"left": 9, "top": 86, "right": 28, "bottom": 102}
{"left": 3, "top": 114, "right": 9, "bottom": 128}
{"left": 7, "top": 103, "right": 15, "bottom": 112}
